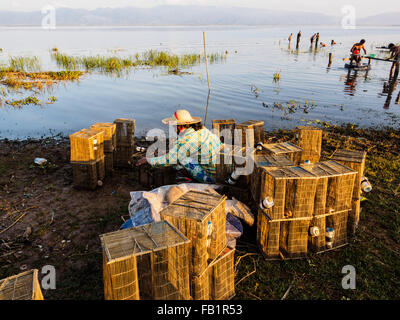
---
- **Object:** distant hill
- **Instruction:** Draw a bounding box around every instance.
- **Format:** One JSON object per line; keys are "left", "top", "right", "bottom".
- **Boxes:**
{"left": 358, "top": 12, "right": 400, "bottom": 26}
{"left": 0, "top": 5, "right": 342, "bottom": 26}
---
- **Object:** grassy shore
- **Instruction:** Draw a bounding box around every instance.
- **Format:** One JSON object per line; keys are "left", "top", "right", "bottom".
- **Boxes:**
{"left": 0, "top": 124, "right": 399, "bottom": 299}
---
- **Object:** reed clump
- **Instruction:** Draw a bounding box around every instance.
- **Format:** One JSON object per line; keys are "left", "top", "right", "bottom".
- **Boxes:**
{"left": 51, "top": 50, "right": 226, "bottom": 75}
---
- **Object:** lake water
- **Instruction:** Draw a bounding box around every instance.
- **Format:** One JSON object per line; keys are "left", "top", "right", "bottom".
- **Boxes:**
{"left": 0, "top": 25, "right": 399, "bottom": 139}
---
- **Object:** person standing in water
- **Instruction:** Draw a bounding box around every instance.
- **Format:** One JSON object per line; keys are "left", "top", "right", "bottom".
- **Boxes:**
{"left": 387, "top": 43, "right": 400, "bottom": 78}
{"left": 296, "top": 31, "right": 301, "bottom": 49}
{"left": 310, "top": 33, "right": 316, "bottom": 45}
{"left": 350, "top": 39, "right": 367, "bottom": 66}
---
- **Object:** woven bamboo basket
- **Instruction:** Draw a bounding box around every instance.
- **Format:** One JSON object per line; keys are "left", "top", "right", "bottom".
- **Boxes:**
{"left": 260, "top": 142, "right": 303, "bottom": 164}
{"left": 191, "top": 267, "right": 210, "bottom": 300}
{"left": 71, "top": 156, "right": 105, "bottom": 190}
{"left": 295, "top": 126, "right": 322, "bottom": 163}
{"left": 115, "top": 145, "right": 135, "bottom": 168}
{"left": 212, "top": 119, "right": 236, "bottom": 144}
{"left": 258, "top": 166, "right": 318, "bottom": 259}
{"left": 0, "top": 269, "right": 44, "bottom": 300}
{"left": 100, "top": 221, "right": 191, "bottom": 300}
{"left": 114, "top": 118, "right": 135, "bottom": 147}
{"left": 250, "top": 153, "right": 294, "bottom": 203}
{"left": 331, "top": 149, "right": 367, "bottom": 234}
{"left": 104, "top": 152, "right": 114, "bottom": 176}
{"left": 215, "top": 144, "right": 247, "bottom": 184}
{"left": 69, "top": 129, "right": 104, "bottom": 162}
{"left": 209, "top": 247, "right": 235, "bottom": 300}
{"left": 160, "top": 190, "right": 227, "bottom": 276}
{"left": 235, "top": 120, "right": 265, "bottom": 148}
{"left": 90, "top": 123, "right": 117, "bottom": 153}
{"left": 302, "top": 161, "right": 357, "bottom": 252}
{"left": 191, "top": 247, "right": 235, "bottom": 300}
{"left": 138, "top": 164, "right": 176, "bottom": 189}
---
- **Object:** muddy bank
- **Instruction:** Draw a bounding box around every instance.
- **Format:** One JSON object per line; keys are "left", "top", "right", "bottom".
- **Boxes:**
{"left": 0, "top": 124, "right": 399, "bottom": 299}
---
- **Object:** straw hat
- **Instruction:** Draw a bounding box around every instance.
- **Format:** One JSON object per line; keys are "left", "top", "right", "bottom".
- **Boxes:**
{"left": 162, "top": 109, "right": 202, "bottom": 125}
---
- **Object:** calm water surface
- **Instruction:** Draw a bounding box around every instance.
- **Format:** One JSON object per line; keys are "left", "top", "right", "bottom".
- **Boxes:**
{"left": 0, "top": 25, "right": 399, "bottom": 139}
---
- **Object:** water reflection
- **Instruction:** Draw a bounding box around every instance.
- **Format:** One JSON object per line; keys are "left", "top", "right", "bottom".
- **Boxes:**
{"left": 383, "top": 80, "right": 398, "bottom": 109}
{"left": 343, "top": 69, "right": 358, "bottom": 96}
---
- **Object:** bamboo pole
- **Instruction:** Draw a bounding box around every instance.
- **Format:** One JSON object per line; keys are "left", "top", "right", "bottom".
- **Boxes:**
{"left": 328, "top": 53, "right": 333, "bottom": 67}
{"left": 203, "top": 32, "right": 211, "bottom": 91}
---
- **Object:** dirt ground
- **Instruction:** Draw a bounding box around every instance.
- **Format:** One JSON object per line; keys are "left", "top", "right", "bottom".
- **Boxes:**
{"left": 0, "top": 124, "right": 399, "bottom": 300}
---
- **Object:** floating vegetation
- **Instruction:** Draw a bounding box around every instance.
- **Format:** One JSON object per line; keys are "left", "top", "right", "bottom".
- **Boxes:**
{"left": 5, "top": 96, "right": 40, "bottom": 107}
{"left": 262, "top": 99, "right": 316, "bottom": 119}
{"left": 47, "top": 96, "right": 58, "bottom": 104}
{"left": 51, "top": 50, "right": 227, "bottom": 76}
{"left": 0, "top": 70, "right": 84, "bottom": 92}
{"left": 0, "top": 56, "right": 84, "bottom": 108}
{"left": 250, "top": 84, "right": 262, "bottom": 98}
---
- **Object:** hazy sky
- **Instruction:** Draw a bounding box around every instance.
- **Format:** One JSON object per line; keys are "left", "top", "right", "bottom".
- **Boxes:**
{"left": 2, "top": 0, "right": 399, "bottom": 17}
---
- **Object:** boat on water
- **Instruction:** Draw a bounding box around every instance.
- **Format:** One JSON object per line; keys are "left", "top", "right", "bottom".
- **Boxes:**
{"left": 344, "top": 63, "right": 371, "bottom": 71}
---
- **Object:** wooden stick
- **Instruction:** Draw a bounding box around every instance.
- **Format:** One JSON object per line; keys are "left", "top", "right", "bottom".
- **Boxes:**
{"left": 203, "top": 32, "right": 210, "bottom": 91}
{"left": 328, "top": 53, "right": 333, "bottom": 67}
{"left": 0, "top": 213, "right": 26, "bottom": 236}
{"left": 281, "top": 283, "right": 293, "bottom": 300}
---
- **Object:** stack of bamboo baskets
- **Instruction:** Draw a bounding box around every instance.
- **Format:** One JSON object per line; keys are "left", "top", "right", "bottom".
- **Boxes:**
{"left": 114, "top": 118, "right": 136, "bottom": 168}
{"left": 100, "top": 221, "right": 191, "bottom": 300}
{"left": 69, "top": 118, "right": 135, "bottom": 189}
{"left": 256, "top": 160, "right": 358, "bottom": 259}
{"left": 159, "top": 190, "right": 235, "bottom": 300}
{"left": 69, "top": 128, "right": 105, "bottom": 190}
{"left": 0, "top": 269, "right": 44, "bottom": 300}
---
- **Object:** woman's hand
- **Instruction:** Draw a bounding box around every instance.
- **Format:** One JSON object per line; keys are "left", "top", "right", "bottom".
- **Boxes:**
{"left": 136, "top": 157, "right": 148, "bottom": 166}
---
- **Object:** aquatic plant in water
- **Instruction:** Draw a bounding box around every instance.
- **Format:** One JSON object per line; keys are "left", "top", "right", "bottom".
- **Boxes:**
{"left": 50, "top": 50, "right": 227, "bottom": 75}
{"left": 262, "top": 99, "right": 316, "bottom": 120}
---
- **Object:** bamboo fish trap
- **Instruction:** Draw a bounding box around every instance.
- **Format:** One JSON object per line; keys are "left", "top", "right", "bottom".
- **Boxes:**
{"left": 70, "top": 129, "right": 105, "bottom": 189}
{"left": 302, "top": 161, "right": 357, "bottom": 252}
{"left": 90, "top": 123, "right": 116, "bottom": 153}
{"left": 215, "top": 144, "right": 249, "bottom": 184}
{"left": 114, "top": 118, "right": 136, "bottom": 168}
{"left": 212, "top": 119, "right": 236, "bottom": 144}
{"left": 263, "top": 166, "right": 318, "bottom": 259}
{"left": 250, "top": 153, "right": 294, "bottom": 203}
{"left": 100, "top": 221, "right": 191, "bottom": 300}
{"left": 235, "top": 120, "right": 265, "bottom": 148}
{"left": 191, "top": 247, "right": 235, "bottom": 300}
{"left": 295, "top": 126, "right": 322, "bottom": 163}
{"left": 0, "top": 269, "right": 44, "bottom": 300}
{"left": 331, "top": 149, "right": 367, "bottom": 234}
{"left": 114, "top": 118, "right": 135, "bottom": 146}
{"left": 90, "top": 123, "right": 117, "bottom": 176}
{"left": 69, "top": 129, "right": 104, "bottom": 162}
{"left": 260, "top": 142, "right": 303, "bottom": 164}
{"left": 160, "top": 190, "right": 227, "bottom": 276}
{"left": 71, "top": 156, "right": 105, "bottom": 190}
